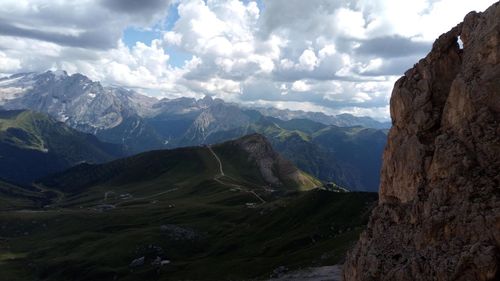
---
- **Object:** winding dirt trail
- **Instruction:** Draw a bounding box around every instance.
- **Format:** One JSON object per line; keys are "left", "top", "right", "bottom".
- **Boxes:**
{"left": 32, "top": 183, "right": 64, "bottom": 204}
{"left": 207, "top": 145, "right": 266, "bottom": 204}
{"left": 207, "top": 145, "right": 225, "bottom": 176}
{"left": 114, "top": 188, "right": 179, "bottom": 206}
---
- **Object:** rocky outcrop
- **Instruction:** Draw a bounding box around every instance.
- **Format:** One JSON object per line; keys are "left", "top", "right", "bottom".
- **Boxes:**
{"left": 230, "top": 134, "right": 320, "bottom": 189}
{"left": 233, "top": 134, "right": 298, "bottom": 186}
{"left": 344, "top": 3, "right": 500, "bottom": 281}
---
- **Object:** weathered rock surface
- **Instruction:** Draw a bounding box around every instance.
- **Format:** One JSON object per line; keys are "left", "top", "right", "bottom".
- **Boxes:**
{"left": 0, "top": 71, "right": 156, "bottom": 131}
{"left": 235, "top": 133, "right": 290, "bottom": 186}
{"left": 344, "top": 2, "right": 500, "bottom": 281}
{"left": 228, "top": 133, "right": 320, "bottom": 189}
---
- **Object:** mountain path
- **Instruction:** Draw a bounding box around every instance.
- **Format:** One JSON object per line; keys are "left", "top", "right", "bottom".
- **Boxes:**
{"left": 114, "top": 188, "right": 178, "bottom": 206}
{"left": 207, "top": 145, "right": 224, "bottom": 176}
{"left": 207, "top": 145, "right": 266, "bottom": 204}
{"left": 32, "top": 183, "right": 64, "bottom": 204}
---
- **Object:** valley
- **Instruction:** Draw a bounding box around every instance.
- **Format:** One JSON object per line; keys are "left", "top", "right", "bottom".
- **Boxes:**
{"left": 0, "top": 135, "right": 377, "bottom": 281}
{"left": 0, "top": 110, "right": 125, "bottom": 184}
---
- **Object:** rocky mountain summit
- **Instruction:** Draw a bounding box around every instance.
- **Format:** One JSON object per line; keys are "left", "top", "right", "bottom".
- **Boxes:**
{"left": 0, "top": 70, "right": 156, "bottom": 132}
{"left": 344, "top": 2, "right": 500, "bottom": 281}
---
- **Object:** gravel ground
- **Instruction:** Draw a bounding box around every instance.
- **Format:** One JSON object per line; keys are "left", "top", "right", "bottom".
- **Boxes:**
{"left": 266, "top": 265, "right": 342, "bottom": 281}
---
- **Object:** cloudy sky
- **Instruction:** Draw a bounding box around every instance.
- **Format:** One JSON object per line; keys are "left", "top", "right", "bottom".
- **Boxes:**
{"left": 0, "top": 0, "right": 496, "bottom": 120}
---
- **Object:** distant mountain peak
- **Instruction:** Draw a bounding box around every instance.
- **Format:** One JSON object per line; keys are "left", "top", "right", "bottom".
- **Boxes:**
{"left": 0, "top": 70, "right": 155, "bottom": 132}
{"left": 47, "top": 69, "right": 68, "bottom": 79}
{"left": 202, "top": 94, "right": 213, "bottom": 101}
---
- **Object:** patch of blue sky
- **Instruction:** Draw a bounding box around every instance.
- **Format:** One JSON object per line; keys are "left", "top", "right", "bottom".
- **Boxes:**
{"left": 166, "top": 48, "right": 193, "bottom": 68}
{"left": 245, "top": 0, "right": 264, "bottom": 10}
{"left": 122, "top": 27, "right": 161, "bottom": 47}
{"left": 122, "top": 1, "right": 262, "bottom": 68}
{"left": 123, "top": 2, "right": 190, "bottom": 68}
{"left": 123, "top": 2, "right": 179, "bottom": 47}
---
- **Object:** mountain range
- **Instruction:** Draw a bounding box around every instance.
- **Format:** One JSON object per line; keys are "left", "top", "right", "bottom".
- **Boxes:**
{"left": 0, "top": 70, "right": 390, "bottom": 133}
{"left": 0, "top": 71, "right": 388, "bottom": 191}
{"left": 254, "top": 107, "right": 391, "bottom": 129}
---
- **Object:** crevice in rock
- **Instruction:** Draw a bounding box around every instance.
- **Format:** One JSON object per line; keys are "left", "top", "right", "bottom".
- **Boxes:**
{"left": 457, "top": 36, "right": 464, "bottom": 49}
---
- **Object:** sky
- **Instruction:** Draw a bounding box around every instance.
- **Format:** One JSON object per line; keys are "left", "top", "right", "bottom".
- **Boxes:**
{"left": 0, "top": 0, "right": 496, "bottom": 120}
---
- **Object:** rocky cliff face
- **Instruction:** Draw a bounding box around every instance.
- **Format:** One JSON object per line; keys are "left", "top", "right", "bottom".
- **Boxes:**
{"left": 344, "top": 3, "right": 500, "bottom": 281}
{"left": 230, "top": 134, "right": 320, "bottom": 189}
{"left": 231, "top": 134, "right": 297, "bottom": 185}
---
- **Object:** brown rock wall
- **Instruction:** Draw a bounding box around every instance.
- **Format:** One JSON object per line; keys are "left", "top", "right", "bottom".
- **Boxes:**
{"left": 343, "top": 3, "right": 500, "bottom": 281}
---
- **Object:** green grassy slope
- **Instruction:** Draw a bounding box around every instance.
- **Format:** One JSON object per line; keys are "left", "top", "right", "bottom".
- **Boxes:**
{"left": 204, "top": 117, "right": 387, "bottom": 191}
{"left": 0, "top": 190, "right": 376, "bottom": 281}
{"left": 128, "top": 110, "right": 386, "bottom": 191}
{"left": 0, "top": 179, "right": 48, "bottom": 210}
{"left": 0, "top": 110, "right": 124, "bottom": 183}
{"left": 41, "top": 134, "right": 319, "bottom": 196}
{"left": 211, "top": 134, "right": 321, "bottom": 192}
{"left": 0, "top": 134, "right": 377, "bottom": 280}
{"left": 40, "top": 147, "right": 216, "bottom": 194}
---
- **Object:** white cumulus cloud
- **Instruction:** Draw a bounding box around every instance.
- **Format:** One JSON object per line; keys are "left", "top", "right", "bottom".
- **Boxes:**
{"left": 0, "top": 0, "right": 497, "bottom": 120}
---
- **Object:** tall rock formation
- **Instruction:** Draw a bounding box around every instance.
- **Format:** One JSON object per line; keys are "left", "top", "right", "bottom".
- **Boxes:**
{"left": 344, "top": 2, "right": 500, "bottom": 281}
